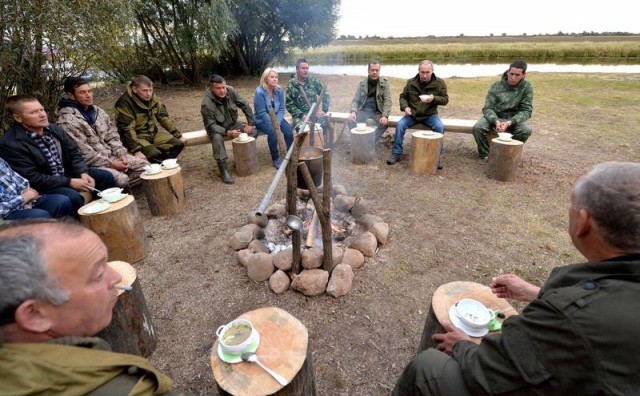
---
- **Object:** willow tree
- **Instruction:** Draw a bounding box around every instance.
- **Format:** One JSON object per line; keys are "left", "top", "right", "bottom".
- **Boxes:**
{"left": 134, "top": 0, "right": 236, "bottom": 85}
{"left": 222, "top": 0, "right": 339, "bottom": 75}
{"left": 0, "top": 0, "right": 135, "bottom": 130}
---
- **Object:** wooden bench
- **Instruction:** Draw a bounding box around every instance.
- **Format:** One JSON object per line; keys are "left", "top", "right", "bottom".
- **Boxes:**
{"left": 327, "top": 112, "right": 477, "bottom": 134}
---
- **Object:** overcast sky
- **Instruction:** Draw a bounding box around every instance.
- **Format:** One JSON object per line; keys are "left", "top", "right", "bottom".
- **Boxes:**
{"left": 337, "top": 0, "right": 640, "bottom": 38}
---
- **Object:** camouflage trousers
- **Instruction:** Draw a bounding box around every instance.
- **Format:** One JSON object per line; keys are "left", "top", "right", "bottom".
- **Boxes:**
{"left": 98, "top": 153, "right": 149, "bottom": 188}
{"left": 473, "top": 117, "right": 532, "bottom": 158}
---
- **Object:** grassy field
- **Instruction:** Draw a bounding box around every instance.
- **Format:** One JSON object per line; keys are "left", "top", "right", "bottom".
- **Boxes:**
{"left": 297, "top": 35, "right": 640, "bottom": 63}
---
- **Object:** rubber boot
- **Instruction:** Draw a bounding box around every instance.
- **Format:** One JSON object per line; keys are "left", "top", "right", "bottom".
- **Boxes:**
{"left": 217, "top": 160, "right": 235, "bottom": 184}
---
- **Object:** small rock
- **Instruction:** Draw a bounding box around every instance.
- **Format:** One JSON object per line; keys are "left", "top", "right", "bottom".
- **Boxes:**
{"left": 371, "top": 222, "right": 389, "bottom": 245}
{"left": 326, "top": 264, "right": 354, "bottom": 298}
{"left": 248, "top": 239, "right": 270, "bottom": 253}
{"left": 328, "top": 245, "right": 344, "bottom": 273}
{"left": 291, "top": 269, "right": 329, "bottom": 296}
{"left": 357, "top": 214, "right": 384, "bottom": 229}
{"left": 350, "top": 231, "right": 377, "bottom": 257}
{"left": 334, "top": 194, "right": 356, "bottom": 212}
{"left": 240, "top": 223, "right": 265, "bottom": 240}
{"left": 265, "top": 203, "right": 286, "bottom": 219}
{"left": 333, "top": 184, "right": 347, "bottom": 196}
{"left": 273, "top": 248, "right": 293, "bottom": 271}
{"left": 269, "top": 270, "right": 290, "bottom": 294}
{"left": 247, "top": 211, "right": 269, "bottom": 228}
{"left": 351, "top": 198, "right": 372, "bottom": 218}
{"left": 229, "top": 229, "right": 253, "bottom": 251}
{"left": 301, "top": 248, "right": 323, "bottom": 269}
{"left": 235, "top": 249, "right": 253, "bottom": 267}
{"left": 342, "top": 248, "right": 365, "bottom": 269}
{"left": 247, "top": 253, "right": 274, "bottom": 282}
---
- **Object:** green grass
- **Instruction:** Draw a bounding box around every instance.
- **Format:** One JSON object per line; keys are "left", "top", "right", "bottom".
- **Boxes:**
{"left": 298, "top": 36, "right": 640, "bottom": 63}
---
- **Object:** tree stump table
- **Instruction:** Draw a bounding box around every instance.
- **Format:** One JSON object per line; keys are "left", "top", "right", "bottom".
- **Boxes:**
{"left": 78, "top": 195, "right": 148, "bottom": 263}
{"left": 96, "top": 260, "right": 157, "bottom": 357}
{"left": 410, "top": 131, "right": 443, "bottom": 175}
{"left": 350, "top": 126, "right": 376, "bottom": 164}
{"left": 211, "top": 307, "right": 316, "bottom": 396}
{"left": 417, "top": 281, "right": 518, "bottom": 353}
{"left": 486, "top": 138, "right": 524, "bottom": 182}
{"left": 232, "top": 137, "right": 260, "bottom": 177}
{"left": 140, "top": 167, "right": 186, "bottom": 216}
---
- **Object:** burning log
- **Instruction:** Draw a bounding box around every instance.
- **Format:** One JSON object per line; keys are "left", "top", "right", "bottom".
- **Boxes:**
{"left": 305, "top": 210, "right": 319, "bottom": 248}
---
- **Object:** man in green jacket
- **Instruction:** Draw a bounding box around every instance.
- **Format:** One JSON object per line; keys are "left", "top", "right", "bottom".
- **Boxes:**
{"left": 473, "top": 60, "right": 533, "bottom": 162}
{"left": 115, "top": 75, "right": 185, "bottom": 164}
{"left": 0, "top": 220, "right": 178, "bottom": 395}
{"left": 201, "top": 74, "right": 256, "bottom": 185}
{"left": 285, "top": 58, "right": 330, "bottom": 127}
{"left": 389, "top": 60, "right": 448, "bottom": 166}
{"left": 393, "top": 161, "right": 640, "bottom": 396}
{"left": 347, "top": 60, "right": 392, "bottom": 142}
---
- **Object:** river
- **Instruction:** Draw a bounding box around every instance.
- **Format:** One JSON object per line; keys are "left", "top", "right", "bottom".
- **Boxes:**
{"left": 274, "top": 63, "right": 640, "bottom": 79}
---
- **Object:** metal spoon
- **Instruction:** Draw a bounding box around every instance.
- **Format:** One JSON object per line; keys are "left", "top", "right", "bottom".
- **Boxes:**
{"left": 240, "top": 352, "right": 288, "bottom": 386}
{"left": 285, "top": 215, "right": 303, "bottom": 231}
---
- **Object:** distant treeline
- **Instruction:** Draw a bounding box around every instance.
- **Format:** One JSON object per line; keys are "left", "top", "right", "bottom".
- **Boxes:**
{"left": 297, "top": 35, "right": 640, "bottom": 63}
{"left": 336, "top": 32, "right": 640, "bottom": 41}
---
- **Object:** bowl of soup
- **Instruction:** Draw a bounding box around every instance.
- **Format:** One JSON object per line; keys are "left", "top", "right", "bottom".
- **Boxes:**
{"left": 454, "top": 298, "right": 491, "bottom": 330}
{"left": 216, "top": 319, "right": 255, "bottom": 354}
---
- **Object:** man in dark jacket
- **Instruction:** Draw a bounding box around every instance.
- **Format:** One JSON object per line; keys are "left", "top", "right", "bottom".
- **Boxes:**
{"left": 0, "top": 220, "right": 178, "bottom": 395}
{"left": 115, "top": 75, "right": 185, "bottom": 163}
{"left": 200, "top": 74, "right": 256, "bottom": 185}
{"left": 473, "top": 60, "right": 533, "bottom": 162}
{"left": 393, "top": 161, "right": 640, "bottom": 396}
{"left": 0, "top": 95, "right": 115, "bottom": 212}
{"left": 389, "top": 60, "right": 448, "bottom": 166}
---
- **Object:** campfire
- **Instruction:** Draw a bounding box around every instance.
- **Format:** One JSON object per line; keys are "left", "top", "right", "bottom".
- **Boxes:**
{"left": 228, "top": 109, "right": 389, "bottom": 297}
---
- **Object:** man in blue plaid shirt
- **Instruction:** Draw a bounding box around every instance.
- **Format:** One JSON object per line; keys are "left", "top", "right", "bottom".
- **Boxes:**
{"left": 0, "top": 157, "right": 73, "bottom": 220}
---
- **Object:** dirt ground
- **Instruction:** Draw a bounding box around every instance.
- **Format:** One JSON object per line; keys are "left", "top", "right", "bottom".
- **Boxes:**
{"left": 95, "top": 72, "right": 639, "bottom": 395}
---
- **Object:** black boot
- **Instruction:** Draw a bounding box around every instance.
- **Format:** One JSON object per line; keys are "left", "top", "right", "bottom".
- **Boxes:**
{"left": 217, "top": 160, "right": 235, "bottom": 184}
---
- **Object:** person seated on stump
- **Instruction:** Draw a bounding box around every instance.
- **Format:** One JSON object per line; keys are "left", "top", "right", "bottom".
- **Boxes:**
{"left": 57, "top": 77, "right": 149, "bottom": 188}
{"left": 0, "top": 95, "right": 116, "bottom": 213}
{"left": 473, "top": 60, "right": 533, "bottom": 163}
{"left": 393, "top": 161, "right": 640, "bottom": 396}
{"left": 1, "top": 156, "right": 74, "bottom": 220}
{"left": 389, "top": 60, "right": 448, "bottom": 167}
{"left": 115, "top": 75, "right": 185, "bottom": 164}
{"left": 347, "top": 60, "right": 392, "bottom": 142}
{"left": 201, "top": 74, "right": 256, "bottom": 185}
{"left": 285, "top": 58, "right": 330, "bottom": 128}
{"left": 253, "top": 68, "right": 293, "bottom": 170}
{"left": 0, "top": 219, "right": 179, "bottom": 395}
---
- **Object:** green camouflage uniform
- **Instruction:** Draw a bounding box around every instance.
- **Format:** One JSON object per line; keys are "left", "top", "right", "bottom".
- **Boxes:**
{"left": 394, "top": 255, "right": 640, "bottom": 395}
{"left": 285, "top": 74, "right": 330, "bottom": 126}
{"left": 0, "top": 336, "right": 178, "bottom": 395}
{"left": 115, "top": 83, "right": 183, "bottom": 161}
{"left": 473, "top": 71, "right": 534, "bottom": 157}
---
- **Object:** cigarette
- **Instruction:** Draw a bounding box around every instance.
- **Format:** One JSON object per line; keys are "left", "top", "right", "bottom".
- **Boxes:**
{"left": 115, "top": 285, "right": 132, "bottom": 291}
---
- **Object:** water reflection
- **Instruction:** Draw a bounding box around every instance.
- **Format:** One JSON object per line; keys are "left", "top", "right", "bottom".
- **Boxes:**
{"left": 274, "top": 63, "right": 640, "bottom": 79}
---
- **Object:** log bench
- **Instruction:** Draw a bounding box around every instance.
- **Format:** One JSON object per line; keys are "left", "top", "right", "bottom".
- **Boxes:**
{"left": 327, "top": 112, "right": 478, "bottom": 136}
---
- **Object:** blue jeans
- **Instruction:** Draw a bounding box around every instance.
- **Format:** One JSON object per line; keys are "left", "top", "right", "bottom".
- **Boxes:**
{"left": 256, "top": 119, "right": 293, "bottom": 162}
{"left": 4, "top": 194, "right": 74, "bottom": 220}
{"left": 45, "top": 168, "right": 116, "bottom": 212}
{"left": 393, "top": 115, "right": 445, "bottom": 155}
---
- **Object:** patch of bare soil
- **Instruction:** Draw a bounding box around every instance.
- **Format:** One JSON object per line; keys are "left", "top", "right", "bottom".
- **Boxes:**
{"left": 94, "top": 73, "right": 636, "bottom": 395}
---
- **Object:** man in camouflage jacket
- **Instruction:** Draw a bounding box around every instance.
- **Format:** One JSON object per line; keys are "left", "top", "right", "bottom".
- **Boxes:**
{"left": 115, "top": 75, "right": 185, "bottom": 163}
{"left": 57, "top": 77, "right": 149, "bottom": 187}
{"left": 473, "top": 60, "right": 533, "bottom": 160}
{"left": 285, "top": 58, "right": 330, "bottom": 127}
{"left": 393, "top": 162, "right": 640, "bottom": 396}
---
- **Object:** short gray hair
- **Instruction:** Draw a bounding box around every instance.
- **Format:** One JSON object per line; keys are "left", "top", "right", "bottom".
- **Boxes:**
{"left": 418, "top": 60, "right": 434, "bottom": 70}
{"left": 573, "top": 162, "right": 640, "bottom": 251}
{"left": 0, "top": 235, "right": 70, "bottom": 326}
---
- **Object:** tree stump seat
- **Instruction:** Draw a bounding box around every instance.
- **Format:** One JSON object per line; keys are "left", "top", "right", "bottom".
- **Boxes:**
{"left": 350, "top": 126, "right": 376, "bottom": 164}
{"left": 96, "top": 261, "right": 157, "bottom": 357}
{"left": 140, "top": 167, "right": 186, "bottom": 216}
{"left": 417, "top": 281, "right": 518, "bottom": 353}
{"left": 487, "top": 138, "right": 524, "bottom": 182}
{"left": 211, "top": 307, "right": 316, "bottom": 396}
{"left": 78, "top": 195, "right": 148, "bottom": 263}
{"left": 410, "top": 131, "right": 443, "bottom": 175}
{"left": 232, "top": 136, "right": 260, "bottom": 177}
